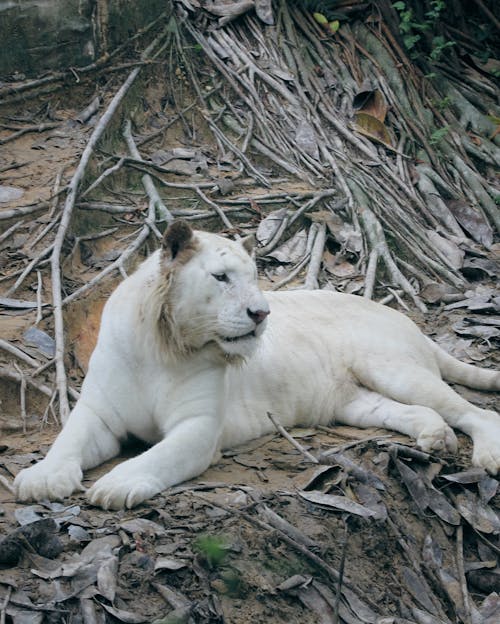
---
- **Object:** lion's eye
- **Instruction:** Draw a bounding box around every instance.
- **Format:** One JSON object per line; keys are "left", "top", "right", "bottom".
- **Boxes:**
{"left": 212, "top": 273, "right": 228, "bottom": 283}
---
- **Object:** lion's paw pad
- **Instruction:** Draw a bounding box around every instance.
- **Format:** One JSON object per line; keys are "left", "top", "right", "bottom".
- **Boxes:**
{"left": 472, "top": 443, "right": 500, "bottom": 476}
{"left": 15, "top": 459, "right": 83, "bottom": 502}
{"left": 87, "top": 470, "right": 163, "bottom": 510}
{"left": 417, "top": 425, "right": 458, "bottom": 454}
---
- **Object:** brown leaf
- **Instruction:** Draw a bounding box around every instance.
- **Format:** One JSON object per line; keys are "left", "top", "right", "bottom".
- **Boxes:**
{"left": 154, "top": 557, "right": 188, "bottom": 572}
{"left": 255, "top": 0, "right": 274, "bottom": 25}
{"left": 479, "top": 477, "right": 499, "bottom": 504}
{"left": 291, "top": 583, "right": 335, "bottom": 624}
{"left": 299, "top": 465, "right": 342, "bottom": 491}
{"left": 446, "top": 199, "right": 493, "bottom": 247}
{"left": 393, "top": 459, "right": 429, "bottom": 513}
{"left": 479, "top": 586, "right": 500, "bottom": 624}
{"left": 455, "top": 489, "right": 500, "bottom": 533}
{"left": 354, "top": 112, "right": 392, "bottom": 147}
{"left": 452, "top": 321, "right": 500, "bottom": 341}
{"left": 100, "top": 603, "right": 147, "bottom": 623}
{"left": 351, "top": 483, "right": 387, "bottom": 520}
{"left": 268, "top": 229, "right": 307, "bottom": 263}
{"left": 426, "top": 230, "right": 464, "bottom": 269}
{"left": 295, "top": 121, "right": 319, "bottom": 160}
{"left": 467, "top": 570, "right": 500, "bottom": 595}
{"left": 401, "top": 566, "right": 440, "bottom": 615}
{"left": 119, "top": 518, "right": 165, "bottom": 536}
{"left": 462, "top": 257, "right": 499, "bottom": 280}
{"left": 420, "top": 281, "right": 461, "bottom": 304}
{"left": 256, "top": 208, "right": 286, "bottom": 246}
{"left": 353, "top": 89, "right": 388, "bottom": 122}
{"left": 97, "top": 555, "right": 118, "bottom": 602}
{"left": 298, "top": 490, "right": 376, "bottom": 518}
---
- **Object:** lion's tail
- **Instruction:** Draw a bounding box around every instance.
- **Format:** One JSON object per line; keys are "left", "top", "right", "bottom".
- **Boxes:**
{"left": 427, "top": 338, "right": 500, "bottom": 391}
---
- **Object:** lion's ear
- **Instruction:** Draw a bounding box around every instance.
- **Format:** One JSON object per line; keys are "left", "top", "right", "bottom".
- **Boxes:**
{"left": 241, "top": 233, "right": 255, "bottom": 255}
{"left": 162, "top": 220, "right": 194, "bottom": 260}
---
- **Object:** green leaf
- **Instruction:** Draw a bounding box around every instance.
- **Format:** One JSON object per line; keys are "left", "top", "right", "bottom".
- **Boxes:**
{"left": 404, "top": 34, "right": 420, "bottom": 49}
{"left": 313, "top": 12, "right": 328, "bottom": 25}
{"left": 429, "top": 126, "right": 450, "bottom": 146}
{"left": 329, "top": 20, "right": 340, "bottom": 34}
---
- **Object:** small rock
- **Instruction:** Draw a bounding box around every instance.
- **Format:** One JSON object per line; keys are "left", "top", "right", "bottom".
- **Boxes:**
{"left": 0, "top": 185, "right": 24, "bottom": 203}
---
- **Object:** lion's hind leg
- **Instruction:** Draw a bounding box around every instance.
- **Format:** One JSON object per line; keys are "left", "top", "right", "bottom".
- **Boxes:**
{"left": 353, "top": 361, "right": 500, "bottom": 474}
{"left": 336, "top": 387, "right": 458, "bottom": 453}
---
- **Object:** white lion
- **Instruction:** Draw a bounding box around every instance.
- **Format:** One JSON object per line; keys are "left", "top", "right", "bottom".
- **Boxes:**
{"left": 14, "top": 221, "right": 500, "bottom": 509}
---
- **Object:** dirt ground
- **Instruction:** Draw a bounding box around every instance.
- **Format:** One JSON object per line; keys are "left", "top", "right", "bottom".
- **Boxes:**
{"left": 1, "top": 67, "right": 500, "bottom": 624}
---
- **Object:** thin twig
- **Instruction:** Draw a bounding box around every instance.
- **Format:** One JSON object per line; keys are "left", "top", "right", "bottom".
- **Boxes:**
{"left": 387, "top": 287, "right": 410, "bottom": 311}
{"left": 62, "top": 225, "right": 151, "bottom": 306}
{"left": 13, "top": 362, "right": 27, "bottom": 434}
{"left": 49, "top": 33, "right": 167, "bottom": 423}
{"left": 267, "top": 412, "right": 319, "bottom": 464}
{"left": 269, "top": 253, "right": 311, "bottom": 291}
{"left": 0, "top": 219, "right": 24, "bottom": 244}
{"left": 0, "top": 367, "right": 53, "bottom": 397}
{"left": 256, "top": 213, "right": 289, "bottom": 257}
{"left": 6, "top": 244, "right": 54, "bottom": 295}
{"left": 0, "top": 585, "right": 12, "bottom": 624}
{"left": 456, "top": 525, "right": 472, "bottom": 624}
{"left": 333, "top": 517, "right": 350, "bottom": 624}
{"left": 303, "top": 222, "right": 326, "bottom": 290}
{"left": 378, "top": 289, "right": 403, "bottom": 306}
{"left": 194, "top": 187, "right": 234, "bottom": 230}
{"left": 32, "top": 358, "right": 55, "bottom": 377}
{"left": 123, "top": 120, "right": 173, "bottom": 223}
{"left": 0, "top": 339, "right": 40, "bottom": 367}
{"left": 0, "top": 476, "right": 15, "bottom": 496}
{"left": 363, "top": 248, "right": 379, "bottom": 300}
{"left": 0, "top": 122, "right": 61, "bottom": 145}
{"left": 202, "top": 113, "right": 270, "bottom": 187}
{"left": 0, "top": 202, "right": 51, "bottom": 221}
{"left": 80, "top": 157, "right": 126, "bottom": 199}
{"left": 35, "top": 270, "right": 43, "bottom": 325}
{"left": 288, "top": 189, "right": 337, "bottom": 227}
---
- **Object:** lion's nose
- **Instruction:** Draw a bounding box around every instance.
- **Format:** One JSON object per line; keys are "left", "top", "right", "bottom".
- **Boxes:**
{"left": 247, "top": 308, "right": 270, "bottom": 325}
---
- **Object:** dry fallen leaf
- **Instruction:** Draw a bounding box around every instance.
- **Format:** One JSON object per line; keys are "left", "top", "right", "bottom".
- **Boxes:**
{"left": 446, "top": 199, "right": 493, "bottom": 247}
{"left": 256, "top": 208, "right": 287, "bottom": 246}
{"left": 455, "top": 489, "right": 500, "bottom": 534}
{"left": 354, "top": 112, "right": 393, "bottom": 147}
{"left": 298, "top": 490, "right": 376, "bottom": 518}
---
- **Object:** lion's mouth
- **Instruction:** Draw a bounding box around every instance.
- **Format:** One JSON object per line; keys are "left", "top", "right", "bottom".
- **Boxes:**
{"left": 220, "top": 330, "right": 256, "bottom": 343}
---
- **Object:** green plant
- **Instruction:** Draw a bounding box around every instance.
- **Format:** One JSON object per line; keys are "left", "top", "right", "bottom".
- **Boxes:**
{"left": 432, "top": 95, "right": 452, "bottom": 112}
{"left": 425, "top": 0, "right": 446, "bottom": 20}
{"left": 392, "top": 1, "right": 455, "bottom": 62}
{"left": 392, "top": 2, "right": 423, "bottom": 53}
{"left": 429, "top": 125, "right": 450, "bottom": 146}
{"left": 429, "top": 35, "right": 455, "bottom": 61}
{"left": 193, "top": 534, "right": 230, "bottom": 568}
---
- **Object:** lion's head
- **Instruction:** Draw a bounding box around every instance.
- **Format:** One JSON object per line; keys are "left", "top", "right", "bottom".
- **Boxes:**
{"left": 154, "top": 221, "right": 270, "bottom": 360}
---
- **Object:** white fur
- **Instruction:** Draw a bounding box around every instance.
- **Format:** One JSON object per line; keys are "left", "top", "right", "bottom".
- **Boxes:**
{"left": 15, "top": 229, "right": 500, "bottom": 509}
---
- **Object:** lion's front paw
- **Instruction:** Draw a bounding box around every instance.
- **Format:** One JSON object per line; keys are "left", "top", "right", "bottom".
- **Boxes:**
{"left": 417, "top": 424, "right": 458, "bottom": 454}
{"left": 472, "top": 439, "right": 500, "bottom": 475}
{"left": 14, "top": 459, "right": 83, "bottom": 502}
{"left": 86, "top": 463, "right": 164, "bottom": 510}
